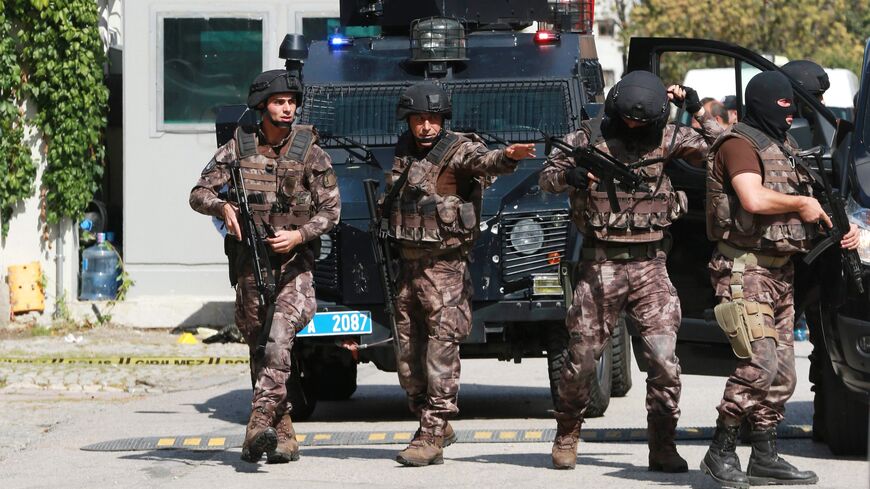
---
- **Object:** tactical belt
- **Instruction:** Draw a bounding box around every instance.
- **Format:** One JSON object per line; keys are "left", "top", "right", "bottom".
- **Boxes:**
{"left": 581, "top": 239, "right": 667, "bottom": 261}
{"left": 717, "top": 241, "right": 791, "bottom": 269}
{"left": 399, "top": 246, "right": 464, "bottom": 261}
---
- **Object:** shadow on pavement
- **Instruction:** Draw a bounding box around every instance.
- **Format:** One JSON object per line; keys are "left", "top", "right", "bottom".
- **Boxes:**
{"left": 121, "top": 449, "right": 270, "bottom": 473}
{"left": 193, "top": 383, "right": 553, "bottom": 425}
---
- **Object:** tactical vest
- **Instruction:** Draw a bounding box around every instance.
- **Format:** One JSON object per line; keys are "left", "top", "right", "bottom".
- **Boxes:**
{"left": 233, "top": 125, "right": 316, "bottom": 233}
{"left": 387, "top": 132, "right": 482, "bottom": 251}
{"left": 706, "top": 123, "right": 817, "bottom": 254}
{"left": 571, "top": 120, "right": 688, "bottom": 243}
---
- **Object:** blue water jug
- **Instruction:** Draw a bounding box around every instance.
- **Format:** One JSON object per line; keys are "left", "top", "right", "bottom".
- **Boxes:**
{"left": 79, "top": 233, "right": 120, "bottom": 300}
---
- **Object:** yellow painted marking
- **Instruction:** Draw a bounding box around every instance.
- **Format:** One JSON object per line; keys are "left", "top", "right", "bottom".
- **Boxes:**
{"left": 368, "top": 433, "right": 387, "bottom": 441}
{"left": 605, "top": 430, "right": 621, "bottom": 439}
{"left": 498, "top": 431, "right": 517, "bottom": 440}
{"left": 157, "top": 438, "right": 175, "bottom": 447}
{"left": 684, "top": 428, "right": 700, "bottom": 434}
{"left": 797, "top": 426, "right": 811, "bottom": 433}
{"left": 295, "top": 434, "right": 307, "bottom": 442}
{"left": 473, "top": 431, "right": 493, "bottom": 440}
{"left": 630, "top": 430, "right": 646, "bottom": 438}
{"left": 207, "top": 438, "right": 225, "bottom": 447}
{"left": 183, "top": 437, "right": 201, "bottom": 446}
{"left": 393, "top": 432, "right": 412, "bottom": 441}
{"left": 314, "top": 434, "right": 332, "bottom": 441}
{"left": 524, "top": 431, "right": 543, "bottom": 440}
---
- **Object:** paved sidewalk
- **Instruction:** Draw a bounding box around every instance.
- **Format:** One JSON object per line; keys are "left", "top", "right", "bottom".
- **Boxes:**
{"left": 0, "top": 325, "right": 250, "bottom": 395}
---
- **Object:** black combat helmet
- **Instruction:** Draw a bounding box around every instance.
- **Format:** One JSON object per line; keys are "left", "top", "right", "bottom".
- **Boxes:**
{"left": 396, "top": 82, "right": 452, "bottom": 120}
{"left": 247, "top": 69, "right": 304, "bottom": 109}
{"left": 606, "top": 70, "right": 669, "bottom": 123}
{"left": 781, "top": 60, "right": 830, "bottom": 96}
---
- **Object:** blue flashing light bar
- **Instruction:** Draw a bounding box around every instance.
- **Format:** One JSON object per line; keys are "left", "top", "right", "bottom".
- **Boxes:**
{"left": 328, "top": 35, "right": 354, "bottom": 48}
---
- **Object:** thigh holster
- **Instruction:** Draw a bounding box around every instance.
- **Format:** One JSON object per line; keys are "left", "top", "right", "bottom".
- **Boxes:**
{"left": 713, "top": 250, "right": 778, "bottom": 359}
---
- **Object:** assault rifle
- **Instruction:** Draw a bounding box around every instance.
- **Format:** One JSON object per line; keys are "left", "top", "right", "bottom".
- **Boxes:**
{"left": 362, "top": 179, "right": 402, "bottom": 358}
{"left": 799, "top": 146, "right": 865, "bottom": 294}
{"left": 229, "top": 159, "right": 278, "bottom": 360}
{"left": 546, "top": 135, "right": 651, "bottom": 212}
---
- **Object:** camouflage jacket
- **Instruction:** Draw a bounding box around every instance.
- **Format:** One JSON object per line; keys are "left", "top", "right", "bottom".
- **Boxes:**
{"left": 189, "top": 129, "right": 341, "bottom": 246}
{"left": 539, "top": 111, "right": 723, "bottom": 242}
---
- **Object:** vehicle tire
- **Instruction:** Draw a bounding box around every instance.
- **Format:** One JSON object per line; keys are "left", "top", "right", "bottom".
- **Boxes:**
{"left": 546, "top": 323, "right": 569, "bottom": 409}
{"left": 610, "top": 317, "right": 633, "bottom": 398}
{"left": 314, "top": 361, "right": 358, "bottom": 401}
{"left": 584, "top": 341, "right": 613, "bottom": 418}
{"left": 806, "top": 304, "right": 869, "bottom": 455}
{"left": 546, "top": 323, "right": 613, "bottom": 418}
{"left": 286, "top": 352, "right": 317, "bottom": 421}
{"left": 819, "top": 353, "right": 868, "bottom": 456}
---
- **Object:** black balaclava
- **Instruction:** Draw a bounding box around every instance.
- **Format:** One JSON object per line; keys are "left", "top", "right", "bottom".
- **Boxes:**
{"left": 743, "top": 71, "right": 796, "bottom": 142}
{"left": 602, "top": 71, "right": 669, "bottom": 147}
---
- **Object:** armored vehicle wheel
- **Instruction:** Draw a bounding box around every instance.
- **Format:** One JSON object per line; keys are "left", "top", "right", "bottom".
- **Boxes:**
{"left": 806, "top": 304, "right": 868, "bottom": 456}
{"left": 610, "top": 318, "right": 633, "bottom": 398}
{"left": 286, "top": 353, "right": 317, "bottom": 421}
{"left": 314, "top": 360, "right": 358, "bottom": 401}
{"left": 815, "top": 347, "right": 868, "bottom": 455}
{"left": 546, "top": 323, "right": 613, "bottom": 418}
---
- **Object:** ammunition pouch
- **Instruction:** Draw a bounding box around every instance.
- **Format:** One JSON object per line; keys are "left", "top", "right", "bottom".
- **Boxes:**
{"left": 714, "top": 247, "right": 779, "bottom": 359}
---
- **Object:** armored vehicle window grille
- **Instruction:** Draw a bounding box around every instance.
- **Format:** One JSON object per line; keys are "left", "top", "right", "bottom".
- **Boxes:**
{"left": 313, "top": 229, "right": 340, "bottom": 294}
{"left": 446, "top": 79, "right": 574, "bottom": 141}
{"left": 301, "top": 83, "right": 408, "bottom": 146}
{"left": 500, "top": 211, "right": 570, "bottom": 282}
{"left": 301, "top": 79, "right": 575, "bottom": 146}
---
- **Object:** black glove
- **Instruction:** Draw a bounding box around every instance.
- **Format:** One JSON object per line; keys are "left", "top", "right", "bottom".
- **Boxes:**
{"left": 680, "top": 85, "right": 702, "bottom": 114}
{"left": 565, "top": 167, "right": 588, "bottom": 189}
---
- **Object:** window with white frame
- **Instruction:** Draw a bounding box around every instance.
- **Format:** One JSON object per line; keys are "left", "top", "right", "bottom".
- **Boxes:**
{"left": 160, "top": 16, "right": 264, "bottom": 128}
{"left": 597, "top": 18, "right": 615, "bottom": 37}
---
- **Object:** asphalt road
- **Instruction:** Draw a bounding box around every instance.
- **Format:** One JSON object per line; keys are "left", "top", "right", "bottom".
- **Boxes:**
{"left": 0, "top": 339, "right": 867, "bottom": 489}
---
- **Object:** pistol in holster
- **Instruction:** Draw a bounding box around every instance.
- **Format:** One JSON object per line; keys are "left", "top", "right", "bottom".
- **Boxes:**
{"left": 713, "top": 299, "right": 778, "bottom": 359}
{"left": 713, "top": 247, "right": 781, "bottom": 359}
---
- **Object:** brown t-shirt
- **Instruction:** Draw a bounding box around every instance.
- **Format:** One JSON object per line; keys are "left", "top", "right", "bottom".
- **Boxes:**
{"left": 712, "top": 137, "right": 764, "bottom": 195}
{"left": 715, "top": 137, "right": 762, "bottom": 180}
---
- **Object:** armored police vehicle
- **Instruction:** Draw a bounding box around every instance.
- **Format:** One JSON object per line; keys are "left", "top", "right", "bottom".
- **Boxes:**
{"left": 259, "top": 0, "right": 633, "bottom": 420}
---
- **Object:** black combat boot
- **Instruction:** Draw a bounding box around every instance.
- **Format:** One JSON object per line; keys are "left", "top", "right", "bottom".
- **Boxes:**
{"left": 746, "top": 428, "right": 818, "bottom": 485}
{"left": 648, "top": 417, "right": 688, "bottom": 473}
{"left": 700, "top": 419, "right": 750, "bottom": 489}
{"left": 240, "top": 405, "right": 278, "bottom": 463}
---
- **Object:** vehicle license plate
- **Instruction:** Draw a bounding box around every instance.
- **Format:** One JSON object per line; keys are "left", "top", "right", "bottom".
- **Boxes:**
{"left": 297, "top": 311, "right": 372, "bottom": 337}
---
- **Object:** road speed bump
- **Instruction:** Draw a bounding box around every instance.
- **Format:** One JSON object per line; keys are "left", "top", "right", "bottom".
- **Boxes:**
{"left": 81, "top": 425, "right": 814, "bottom": 452}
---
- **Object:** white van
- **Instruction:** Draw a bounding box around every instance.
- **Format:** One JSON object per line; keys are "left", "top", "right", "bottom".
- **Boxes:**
{"left": 683, "top": 65, "right": 859, "bottom": 119}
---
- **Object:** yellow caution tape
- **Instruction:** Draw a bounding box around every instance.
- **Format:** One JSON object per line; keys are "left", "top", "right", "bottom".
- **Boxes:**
{"left": 0, "top": 356, "right": 250, "bottom": 366}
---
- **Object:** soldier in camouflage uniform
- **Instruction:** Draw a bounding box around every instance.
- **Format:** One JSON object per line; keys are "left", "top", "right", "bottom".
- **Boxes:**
{"left": 385, "top": 83, "right": 536, "bottom": 466}
{"left": 540, "top": 71, "right": 723, "bottom": 471}
{"left": 700, "top": 71, "right": 858, "bottom": 488}
{"left": 189, "top": 69, "right": 340, "bottom": 464}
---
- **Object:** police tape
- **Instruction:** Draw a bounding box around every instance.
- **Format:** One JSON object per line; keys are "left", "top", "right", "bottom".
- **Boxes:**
{"left": 81, "top": 425, "right": 814, "bottom": 451}
{"left": 0, "top": 356, "right": 250, "bottom": 366}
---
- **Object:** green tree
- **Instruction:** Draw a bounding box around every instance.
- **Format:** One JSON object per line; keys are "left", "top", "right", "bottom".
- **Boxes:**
{"left": 628, "top": 0, "right": 867, "bottom": 76}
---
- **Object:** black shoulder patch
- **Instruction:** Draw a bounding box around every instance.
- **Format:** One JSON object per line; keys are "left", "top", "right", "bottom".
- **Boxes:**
{"left": 201, "top": 157, "right": 218, "bottom": 176}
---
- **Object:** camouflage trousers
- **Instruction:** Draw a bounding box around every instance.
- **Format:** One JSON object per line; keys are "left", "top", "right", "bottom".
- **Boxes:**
{"left": 556, "top": 251, "right": 682, "bottom": 423}
{"left": 395, "top": 251, "right": 473, "bottom": 436}
{"left": 235, "top": 256, "right": 316, "bottom": 413}
{"left": 709, "top": 250, "right": 796, "bottom": 430}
